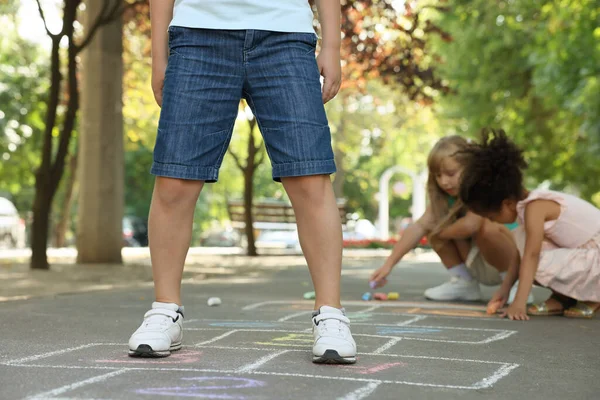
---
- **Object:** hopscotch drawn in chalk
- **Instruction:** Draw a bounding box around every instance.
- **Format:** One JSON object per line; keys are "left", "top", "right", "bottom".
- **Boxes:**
{"left": 193, "top": 329, "right": 399, "bottom": 354}
{"left": 2, "top": 300, "right": 523, "bottom": 398}
{"left": 187, "top": 324, "right": 517, "bottom": 345}
{"left": 3, "top": 343, "right": 520, "bottom": 396}
{"left": 243, "top": 300, "right": 503, "bottom": 319}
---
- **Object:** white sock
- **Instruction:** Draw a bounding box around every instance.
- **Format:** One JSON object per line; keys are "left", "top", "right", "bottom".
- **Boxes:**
{"left": 448, "top": 263, "right": 473, "bottom": 281}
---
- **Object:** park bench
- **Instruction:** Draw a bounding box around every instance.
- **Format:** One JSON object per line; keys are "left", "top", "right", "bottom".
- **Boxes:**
{"left": 227, "top": 199, "right": 348, "bottom": 231}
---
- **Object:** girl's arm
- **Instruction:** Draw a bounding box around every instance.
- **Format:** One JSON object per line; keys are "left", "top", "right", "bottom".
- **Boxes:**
{"left": 315, "top": 0, "right": 341, "bottom": 103}
{"left": 503, "top": 200, "right": 560, "bottom": 319}
{"left": 499, "top": 226, "right": 526, "bottom": 292}
{"left": 385, "top": 216, "right": 429, "bottom": 267}
{"left": 500, "top": 254, "right": 520, "bottom": 292}
{"left": 437, "top": 212, "right": 483, "bottom": 240}
{"left": 369, "top": 208, "right": 431, "bottom": 285}
{"left": 150, "top": 0, "right": 175, "bottom": 106}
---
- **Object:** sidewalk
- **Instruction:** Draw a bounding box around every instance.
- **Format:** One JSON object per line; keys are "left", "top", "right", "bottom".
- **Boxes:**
{"left": 1, "top": 246, "right": 596, "bottom": 400}
{"left": 0, "top": 247, "right": 438, "bottom": 301}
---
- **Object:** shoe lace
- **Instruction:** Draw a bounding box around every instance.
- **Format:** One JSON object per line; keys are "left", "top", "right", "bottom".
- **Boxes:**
{"left": 143, "top": 309, "right": 178, "bottom": 329}
{"left": 314, "top": 313, "right": 350, "bottom": 336}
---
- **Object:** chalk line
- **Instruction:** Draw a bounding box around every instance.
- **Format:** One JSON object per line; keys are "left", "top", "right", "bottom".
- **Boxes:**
{"left": 26, "top": 369, "right": 128, "bottom": 399}
{"left": 278, "top": 311, "right": 312, "bottom": 322}
{"left": 337, "top": 381, "right": 382, "bottom": 400}
{"left": 358, "top": 305, "right": 381, "bottom": 313}
{"left": 4, "top": 343, "right": 116, "bottom": 365}
{"left": 194, "top": 330, "right": 239, "bottom": 346}
{"left": 472, "top": 363, "right": 520, "bottom": 389}
{"left": 396, "top": 315, "right": 428, "bottom": 326}
{"left": 479, "top": 330, "right": 518, "bottom": 344}
{"left": 372, "top": 338, "right": 402, "bottom": 355}
{"left": 236, "top": 350, "right": 289, "bottom": 373}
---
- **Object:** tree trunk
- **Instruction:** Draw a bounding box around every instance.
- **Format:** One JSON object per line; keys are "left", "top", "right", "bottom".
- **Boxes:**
{"left": 228, "top": 103, "right": 263, "bottom": 256}
{"left": 30, "top": 177, "right": 53, "bottom": 270}
{"left": 244, "top": 120, "right": 258, "bottom": 256}
{"left": 30, "top": 34, "right": 62, "bottom": 270}
{"left": 76, "top": 2, "right": 124, "bottom": 264}
{"left": 30, "top": 0, "right": 129, "bottom": 269}
{"left": 53, "top": 153, "right": 78, "bottom": 248}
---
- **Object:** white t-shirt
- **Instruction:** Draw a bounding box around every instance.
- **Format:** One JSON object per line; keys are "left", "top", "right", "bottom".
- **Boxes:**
{"left": 170, "top": 0, "right": 315, "bottom": 33}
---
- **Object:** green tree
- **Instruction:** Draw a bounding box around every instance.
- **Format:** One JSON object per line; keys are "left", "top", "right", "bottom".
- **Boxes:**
{"left": 28, "top": 0, "right": 144, "bottom": 269}
{"left": 433, "top": 0, "right": 600, "bottom": 202}
{"left": 0, "top": 11, "right": 47, "bottom": 218}
{"left": 328, "top": 83, "right": 441, "bottom": 222}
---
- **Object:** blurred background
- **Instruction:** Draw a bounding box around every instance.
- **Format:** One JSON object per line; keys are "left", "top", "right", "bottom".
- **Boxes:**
{"left": 0, "top": 0, "right": 598, "bottom": 269}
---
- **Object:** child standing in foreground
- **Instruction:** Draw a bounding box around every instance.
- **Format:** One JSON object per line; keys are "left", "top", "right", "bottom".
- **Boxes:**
{"left": 128, "top": 0, "right": 356, "bottom": 364}
{"left": 460, "top": 129, "right": 600, "bottom": 320}
{"left": 370, "top": 136, "right": 530, "bottom": 304}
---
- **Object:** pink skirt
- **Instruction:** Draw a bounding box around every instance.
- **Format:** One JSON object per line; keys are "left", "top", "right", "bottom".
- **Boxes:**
{"left": 513, "top": 228, "right": 600, "bottom": 302}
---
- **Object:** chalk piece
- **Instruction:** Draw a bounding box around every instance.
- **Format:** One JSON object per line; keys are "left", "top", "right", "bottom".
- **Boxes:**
{"left": 303, "top": 291, "right": 316, "bottom": 300}
{"left": 370, "top": 278, "right": 388, "bottom": 289}
{"left": 207, "top": 297, "right": 222, "bottom": 306}
{"left": 361, "top": 292, "right": 373, "bottom": 301}
{"left": 373, "top": 292, "right": 388, "bottom": 301}
{"left": 387, "top": 292, "right": 399, "bottom": 300}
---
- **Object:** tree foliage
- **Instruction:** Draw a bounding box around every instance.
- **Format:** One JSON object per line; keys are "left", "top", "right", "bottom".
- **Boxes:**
{"left": 433, "top": 0, "right": 600, "bottom": 201}
{"left": 0, "top": 13, "right": 47, "bottom": 212}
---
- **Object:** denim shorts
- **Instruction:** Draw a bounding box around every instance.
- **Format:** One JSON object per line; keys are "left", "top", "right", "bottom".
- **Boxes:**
{"left": 151, "top": 27, "right": 336, "bottom": 182}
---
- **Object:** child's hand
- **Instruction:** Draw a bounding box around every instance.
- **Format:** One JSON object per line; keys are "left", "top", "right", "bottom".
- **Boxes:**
{"left": 486, "top": 289, "right": 508, "bottom": 314}
{"left": 369, "top": 265, "right": 392, "bottom": 288}
{"left": 500, "top": 303, "right": 530, "bottom": 321}
{"left": 151, "top": 60, "right": 167, "bottom": 107}
{"left": 316, "top": 47, "right": 341, "bottom": 104}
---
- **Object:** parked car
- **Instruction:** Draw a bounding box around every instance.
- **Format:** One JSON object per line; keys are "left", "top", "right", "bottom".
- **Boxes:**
{"left": 199, "top": 227, "right": 242, "bottom": 247}
{"left": 255, "top": 230, "right": 301, "bottom": 251}
{"left": 123, "top": 216, "right": 148, "bottom": 247}
{"left": 0, "top": 197, "right": 26, "bottom": 248}
{"left": 342, "top": 231, "right": 367, "bottom": 241}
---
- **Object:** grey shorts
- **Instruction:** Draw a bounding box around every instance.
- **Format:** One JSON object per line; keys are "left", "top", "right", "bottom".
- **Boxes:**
{"left": 466, "top": 245, "right": 503, "bottom": 286}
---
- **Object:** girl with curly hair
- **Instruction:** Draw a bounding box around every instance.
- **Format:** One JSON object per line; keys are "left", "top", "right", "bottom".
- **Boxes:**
{"left": 460, "top": 129, "right": 600, "bottom": 320}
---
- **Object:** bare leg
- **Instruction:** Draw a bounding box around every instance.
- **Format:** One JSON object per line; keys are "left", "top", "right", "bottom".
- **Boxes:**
{"left": 282, "top": 175, "right": 342, "bottom": 310}
{"left": 149, "top": 177, "right": 204, "bottom": 305}
{"left": 475, "top": 220, "right": 518, "bottom": 273}
{"left": 430, "top": 237, "right": 470, "bottom": 269}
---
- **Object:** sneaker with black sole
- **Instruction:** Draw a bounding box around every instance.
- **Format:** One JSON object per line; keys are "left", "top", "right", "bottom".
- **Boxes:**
{"left": 128, "top": 302, "right": 184, "bottom": 358}
{"left": 312, "top": 306, "right": 356, "bottom": 364}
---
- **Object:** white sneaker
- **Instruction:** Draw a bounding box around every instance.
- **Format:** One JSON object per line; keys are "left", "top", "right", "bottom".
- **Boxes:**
{"left": 424, "top": 277, "right": 482, "bottom": 301}
{"left": 507, "top": 281, "right": 535, "bottom": 304}
{"left": 128, "top": 302, "right": 184, "bottom": 357}
{"left": 312, "top": 306, "right": 356, "bottom": 364}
